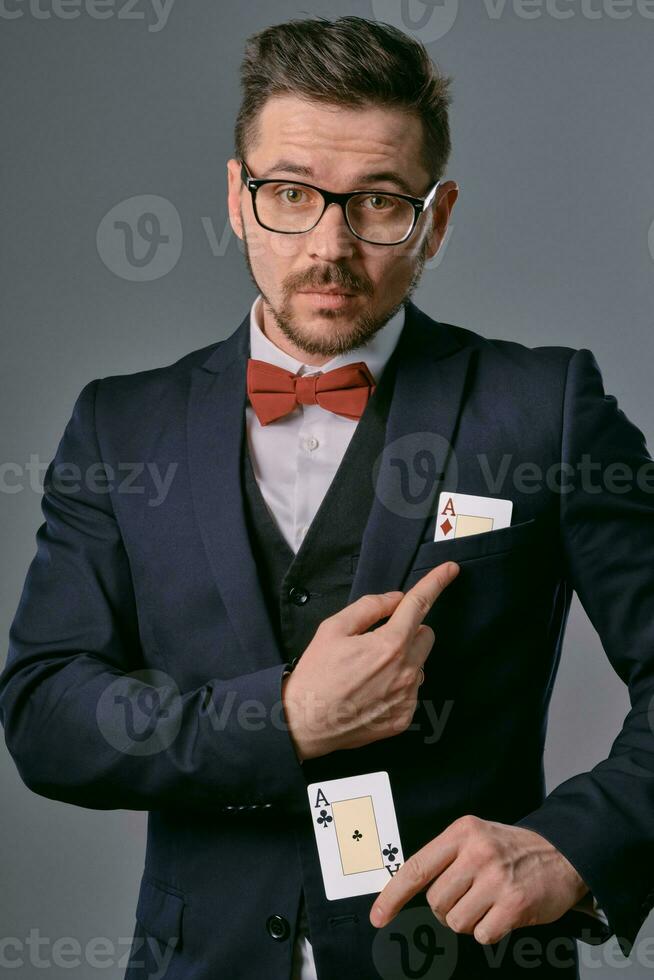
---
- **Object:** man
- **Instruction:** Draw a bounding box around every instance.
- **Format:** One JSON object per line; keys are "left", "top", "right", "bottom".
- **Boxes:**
{"left": 2, "top": 13, "right": 653, "bottom": 980}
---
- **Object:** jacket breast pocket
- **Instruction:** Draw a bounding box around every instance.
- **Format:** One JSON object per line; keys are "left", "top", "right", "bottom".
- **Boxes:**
{"left": 134, "top": 875, "right": 186, "bottom": 951}
{"left": 406, "top": 516, "right": 538, "bottom": 581}
{"left": 401, "top": 517, "right": 550, "bottom": 677}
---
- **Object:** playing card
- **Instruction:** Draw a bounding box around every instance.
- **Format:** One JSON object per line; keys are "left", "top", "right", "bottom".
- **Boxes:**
{"left": 433, "top": 491, "right": 513, "bottom": 542}
{"left": 307, "top": 771, "right": 404, "bottom": 900}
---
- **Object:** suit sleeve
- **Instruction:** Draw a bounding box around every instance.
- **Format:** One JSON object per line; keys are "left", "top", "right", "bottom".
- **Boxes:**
{"left": 514, "top": 348, "right": 654, "bottom": 959}
{"left": 0, "top": 379, "right": 307, "bottom": 813}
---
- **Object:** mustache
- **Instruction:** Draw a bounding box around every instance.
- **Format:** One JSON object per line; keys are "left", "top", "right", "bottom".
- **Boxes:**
{"left": 287, "top": 268, "right": 373, "bottom": 295}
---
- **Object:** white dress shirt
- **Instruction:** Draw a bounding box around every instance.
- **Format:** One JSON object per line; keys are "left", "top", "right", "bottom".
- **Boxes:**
{"left": 244, "top": 293, "right": 608, "bottom": 977}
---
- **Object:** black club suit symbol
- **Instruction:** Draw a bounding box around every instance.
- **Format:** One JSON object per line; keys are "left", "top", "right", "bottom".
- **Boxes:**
{"left": 352, "top": 829, "right": 363, "bottom": 841}
{"left": 383, "top": 844, "right": 399, "bottom": 861}
{"left": 317, "top": 809, "right": 333, "bottom": 829}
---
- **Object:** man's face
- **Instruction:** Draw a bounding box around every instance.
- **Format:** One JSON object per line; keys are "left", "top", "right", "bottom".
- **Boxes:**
{"left": 227, "top": 94, "right": 457, "bottom": 361}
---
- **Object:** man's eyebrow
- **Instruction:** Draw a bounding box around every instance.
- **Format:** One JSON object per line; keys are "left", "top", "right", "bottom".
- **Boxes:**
{"left": 259, "top": 161, "right": 417, "bottom": 197}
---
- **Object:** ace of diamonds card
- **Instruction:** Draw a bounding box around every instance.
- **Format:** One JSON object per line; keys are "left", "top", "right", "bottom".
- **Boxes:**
{"left": 433, "top": 491, "right": 513, "bottom": 541}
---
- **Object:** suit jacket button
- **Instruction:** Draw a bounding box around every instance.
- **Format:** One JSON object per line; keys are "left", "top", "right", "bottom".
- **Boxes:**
{"left": 288, "top": 586, "right": 309, "bottom": 606}
{"left": 266, "top": 914, "right": 290, "bottom": 941}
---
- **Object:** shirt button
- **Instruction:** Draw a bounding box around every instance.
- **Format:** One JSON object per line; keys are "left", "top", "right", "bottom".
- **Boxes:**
{"left": 266, "top": 914, "right": 290, "bottom": 941}
{"left": 288, "top": 586, "right": 310, "bottom": 606}
{"left": 305, "top": 436, "right": 319, "bottom": 451}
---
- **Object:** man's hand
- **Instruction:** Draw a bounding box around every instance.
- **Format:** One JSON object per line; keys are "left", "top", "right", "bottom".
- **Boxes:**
{"left": 282, "top": 561, "right": 460, "bottom": 760}
{"left": 369, "top": 815, "right": 590, "bottom": 945}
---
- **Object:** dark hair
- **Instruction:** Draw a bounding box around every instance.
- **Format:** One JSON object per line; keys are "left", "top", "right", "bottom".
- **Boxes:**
{"left": 234, "top": 15, "right": 453, "bottom": 183}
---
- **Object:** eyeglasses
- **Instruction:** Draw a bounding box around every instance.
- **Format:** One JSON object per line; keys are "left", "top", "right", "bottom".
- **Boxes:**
{"left": 239, "top": 160, "right": 440, "bottom": 246}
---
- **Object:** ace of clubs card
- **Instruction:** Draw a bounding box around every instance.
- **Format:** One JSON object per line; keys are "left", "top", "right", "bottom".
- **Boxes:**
{"left": 307, "top": 771, "right": 405, "bottom": 900}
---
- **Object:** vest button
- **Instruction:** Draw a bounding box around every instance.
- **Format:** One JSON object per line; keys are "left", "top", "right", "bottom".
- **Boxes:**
{"left": 266, "top": 914, "right": 290, "bottom": 941}
{"left": 288, "top": 586, "right": 310, "bottom": 605}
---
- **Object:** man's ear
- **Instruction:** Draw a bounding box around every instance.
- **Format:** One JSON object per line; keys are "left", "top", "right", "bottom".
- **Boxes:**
{"left": 426, "top": 180, "right": 458, "bottom": 260}
{"left": 226, "top": 158, "right": 244, "bottom": 240}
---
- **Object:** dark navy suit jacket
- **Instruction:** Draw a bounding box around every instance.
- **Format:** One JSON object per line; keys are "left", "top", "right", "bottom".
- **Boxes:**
{"left": 2, "top": 300, "right": 654, "bottom": 977}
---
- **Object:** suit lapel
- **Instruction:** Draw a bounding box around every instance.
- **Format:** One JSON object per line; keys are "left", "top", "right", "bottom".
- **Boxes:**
{"left": 347, "top": 303, "right": 474, "bottom": 602}
{"left": 186, "top": 312, "right": 279, "bottom": 662}
{"left": 186, "top": 301, "right": 475, "bottom": 662}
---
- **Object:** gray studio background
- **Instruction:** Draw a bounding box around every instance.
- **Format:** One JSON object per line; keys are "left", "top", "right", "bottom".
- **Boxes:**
{"left": 1, "top": 1, "right": 653, "bottom": 977}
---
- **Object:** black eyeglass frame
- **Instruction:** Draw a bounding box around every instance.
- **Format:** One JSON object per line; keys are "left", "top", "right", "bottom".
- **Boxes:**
{"left": 239, "top": 159, "right": 441, "bottom": 246}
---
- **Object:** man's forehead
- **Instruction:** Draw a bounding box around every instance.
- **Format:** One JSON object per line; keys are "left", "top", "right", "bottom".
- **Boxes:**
{"left": 251, "top": 95, "right": 427, "bottom": 188}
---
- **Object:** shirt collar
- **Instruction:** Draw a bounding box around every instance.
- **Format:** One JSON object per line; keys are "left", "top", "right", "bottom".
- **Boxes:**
{"left": 248, "top": 293, "right": 405, "bottom": 383}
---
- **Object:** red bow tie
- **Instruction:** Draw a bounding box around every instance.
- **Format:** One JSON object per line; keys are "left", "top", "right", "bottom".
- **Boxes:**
{"left": 246, "top": 357, "right": 377, "bottom": 426}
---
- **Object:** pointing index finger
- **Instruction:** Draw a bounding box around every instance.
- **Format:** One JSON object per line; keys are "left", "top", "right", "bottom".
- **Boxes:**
{"left": 370, "top": 830, "right": 458, "bottom": 928}
{"left": 384, "top": 561, "right": 459, "bottom": 638}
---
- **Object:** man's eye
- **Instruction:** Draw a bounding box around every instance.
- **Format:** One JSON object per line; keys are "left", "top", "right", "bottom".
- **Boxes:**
{"left": 276, "top": 186, "right": 306, "bottom": 204}
{"left": 362, "top": 195, "right": 394, "bottom": 211}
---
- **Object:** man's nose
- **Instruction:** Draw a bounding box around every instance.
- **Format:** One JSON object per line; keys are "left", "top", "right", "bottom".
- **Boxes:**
{"left": 306, "top": 202, "right": 356, "bottom": 261}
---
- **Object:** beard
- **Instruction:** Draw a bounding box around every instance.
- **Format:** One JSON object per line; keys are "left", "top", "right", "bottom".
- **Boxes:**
{"left": 241, "top": 216, "right": 430, "bottom": 359}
